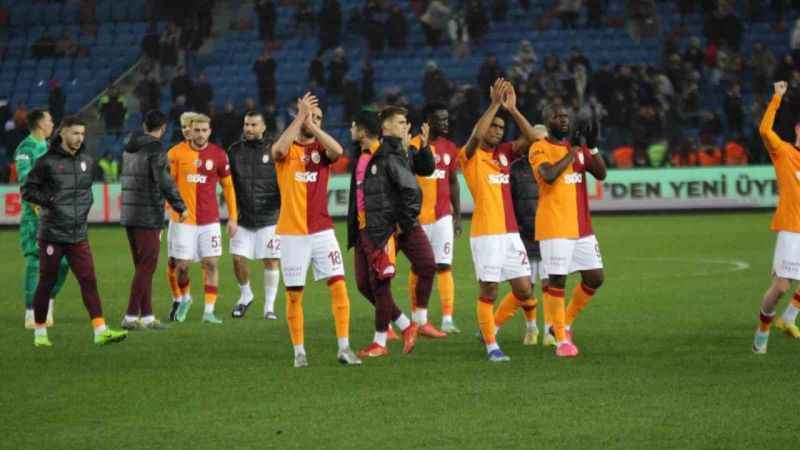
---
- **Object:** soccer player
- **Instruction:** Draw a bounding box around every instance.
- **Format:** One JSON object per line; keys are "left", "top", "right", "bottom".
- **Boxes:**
{"left": 459, "top": 79, "right": 540, "bottom": 362}
{"left": 408, "top": 103, "right": 462, "bottom": 334}
{"left": 272, "top": 93, "right": 360, "bottom": 367}
{"left": 166, "top": 111, "right": 199, "bottom": 320}
{"left": 753, "top": 81, "right": 800, "bottom": 352}
{"left": 120, "top": 110, "right": 188, "bottom": 330}
{"left": 530, "top": 105, "right": 607, "bottom": 358}
{"left": 22, "top": 116, "right": 128, "bottom": 346}
{"left": 495, "top": 124, "right": 550, "bottom": 345}
{"left": 346, "top": 107, "right": 426, "bottom": 357}
{"left": 15, "top": 108, "right": 68, "bottom": 329}
{"left": 228, "top": 111, "right": 282, "bottom": 320}
{"left": 167, "top": 114, "right": 238, "bottom": 324}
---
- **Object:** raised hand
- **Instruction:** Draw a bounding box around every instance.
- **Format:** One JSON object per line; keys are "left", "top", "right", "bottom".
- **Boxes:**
{"left": 297, "top": 92, "right": 318, "bottom": 118}
{"left": 501, "top": 83, "right": 517, "bottom": 111}
{"left": 419, "top": 122, "right": 430, "bottom": 148}
{"left": 489, "top": 78, "right": 506, "bottom": 105}
{"left": 774, "top": 81, "right": 788, "bottom": 96}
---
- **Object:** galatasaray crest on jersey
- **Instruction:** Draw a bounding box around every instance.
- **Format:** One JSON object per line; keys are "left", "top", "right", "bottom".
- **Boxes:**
{"left": 205, "top": 159, "right": 214, "bottom": 171}
{"left": 499, "top": 154, "right": 508, "bottom": 167}
{"left": 311, "top": 151, "right": 321, "bottom": 164}
{"left": 443, "top": 153, "right": 451, "bottom": 165}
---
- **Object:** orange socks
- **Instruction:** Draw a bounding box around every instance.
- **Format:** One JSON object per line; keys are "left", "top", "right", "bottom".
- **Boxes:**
{"left": 521, "top": 297, "right": 538, "bottom": 323}
{"left": 566, "top": 283, "right": 596, "bottom": 326}
{"left": 792, "top": 294, "right": 800, "bottom": 310}
{"left": 167, "top": 261, "right": 181, "bottom": 300}
{"left": 544, "top": 288, "right": 567, "bottom": 342}
{"left": 328, "top": 278, "right": 350, "bottom": 340}
{"left": 204, "top": 285, "right": 218, "bottom": 306}
{"left": 477, "top": 297, "right": 496, "bottom": 344}
{"left": 494, "top": 293, "right": 520, "bottom": 328}
{"left": 286, "top": 289, "right": 305, "bottom": 345}
{"left": 438, "top": 270, "right": 455, "bottom": 317}
{"left": 408, "top": 271, "right": 419, "bottom": 312}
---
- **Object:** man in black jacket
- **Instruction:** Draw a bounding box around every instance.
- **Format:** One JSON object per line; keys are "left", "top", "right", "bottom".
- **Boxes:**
{"left": 22, "top": 116, "right": 128, "bottom": 347}
{"left": 347, "top": 107, "right": 433, "bottom": 358}
{"left": 120, "top": 110, "right": 188, "bottom": 330}
{"left": 228, "top": 111, "right": 282, "bottom": 320}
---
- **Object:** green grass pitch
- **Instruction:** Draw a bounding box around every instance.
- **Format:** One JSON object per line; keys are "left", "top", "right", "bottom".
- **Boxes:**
{"left": 1, "top": 212, "right": 797, "bottom": 449}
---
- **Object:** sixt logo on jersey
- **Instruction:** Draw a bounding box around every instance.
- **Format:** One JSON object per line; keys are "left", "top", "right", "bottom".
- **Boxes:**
{"left": 294, "top": 171, "right": 319, "bottom": 183}
{"left": 564, "top": 173, "right": 583, "bottom": 184}
{"left": 488, "top": 174, "right": 510, "bottom": 184}
{"left": 426, "top": 169, "right": 447, "bottom": 180}
{"left": 186, "top": 174, "right": 208, "bottom": 183}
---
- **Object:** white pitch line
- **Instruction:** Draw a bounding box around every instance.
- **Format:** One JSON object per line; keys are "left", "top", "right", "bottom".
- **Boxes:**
{"left": 605, "top": 256, "right": 751, "bottom": 281}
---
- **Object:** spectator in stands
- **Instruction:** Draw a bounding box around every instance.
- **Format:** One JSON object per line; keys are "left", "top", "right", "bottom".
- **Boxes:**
{"left": 492, "top": 0, "right": 509, "bottom": 21}
{"left": 190, "top": 73, "right": 213, "bottom": 115}
{"left": 568, "top": 47, "right": 590, "bottom": 73}
{"left": 697, "top": 142, "right": 722, "bottom": 166}
{"left": 295, "top": 0, "right": 316, "bottom": 37}
{"left": 631, "top": 103, "right": 663, "bottom": 166}
{"left": 703, "top": 3, "right": 743, "bottom": 51}
{"left": 724, "top": 136, "right": 749, "bottom": 165}
{"left": 342, "top": 78, "right": 361, "bottom": 123}
{"left": 386, "top": 5, "right": 408, "bottom": 50}
{"left": 213, "top": 100, "right": 241, "bottom": 150}
{"left": 141, "top": 22, "right": 161, "bottom": 80}
{"left": 611, "top": 145, "right": 635, "bottom": 168}
{"left": 670, "top": 138, "right": 697, "bottom": 167}
{"left": 698, "top": 110, "right": 722, "bottom": 146}
{"left": 465, "top": 0, "right": 488, "bottom": 43}
{"left": 55, "top": 32, "right": 79, "bottom": 57}
{"left": 590, "top": 61, "right": 614, "bottom": 107}
{"left": 586, "top": 0, "right": 604, "bottom": 28}
{"left": 422, "top": 61, "right": 450, "bottom": 106}
{"left": 478, "top": 54, "right": 503, "bottom": 97}
{"left": 361, "top": 58, "right": 375, "bottom": 104}
{"left": 724, "top": 81, "right": 743, "bottom": 133}
{"left": 256, "top": 0, "right": 277, "bottom": 41}
{"left": 308, "top": 50, "right": 326, "bottom": 86}
{"left": 0, "top": 97, "right": 10, "bottom": 155}
{"left": 318, "top": 0, "right": 342, "bottom": 52}
{"left": 420, "top": 0, "right": 452, "bottom": 47}
{"left": 327, "top": 47, "right": 349, "bottom": 95}
{"left": 558, "top": 0, "right": 581, "bottom": 29}
{"left": 626, "top": 0, "right": 659, "bottom": 40}
{"left": 159, "top": 23, "right": 180, "bottom": 83}
{"left": 179, "top": 17, "right": 202, "bottom": 75}
{"left": 99, "top": 89, "right": 128, "bottom": 134}
{"left": 774, "top": 53, "right": 795, "bottom": 82}
{"left": 171, "top": 65, "right": 193, "bottom": 102}
{"left": 98, "top": 152, "right": 120, "bottom": 183}
{"left": 363, "top": 0, "right": 385, "bottom": 55}
{"left": 48, "top": 81, "right": 65, "bottom": 127}
{"left": 684, "top": 37, "right": 705, "bottom": 72}
{"left": 750, "top": 43, "right": 776, "bottom": 99}
{"left": 31, "top": 33, "right": 56, "bottom": 58}
{"left": 254, "top": 48, "right": 277, "bottom": 107}
{"left": 135, "top": 74, "right": 161, "bottom": 115}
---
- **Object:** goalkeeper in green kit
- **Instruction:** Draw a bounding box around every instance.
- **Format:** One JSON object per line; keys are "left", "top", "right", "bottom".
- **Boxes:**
{"left": 15, "top": 108, "right": 70, "bottom": 329}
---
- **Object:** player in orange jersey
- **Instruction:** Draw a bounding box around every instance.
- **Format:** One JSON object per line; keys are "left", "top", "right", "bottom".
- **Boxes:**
{"left": 459, "top": 78, "right": 540, "bottom": 362}
{"left": 166, "top": 114, "right": 238, "bottom": 324}
{"left": 407, "top": 103, "right": 463, "bottom": 334}
{"left": 272, "top": 93, "right": 361, "bottom": 367}
{"left": 753, "top": 81, "right": 800, "bottom": 352}
{"left": 166, "top": 111, "right": 199, "bottom": 320}
{"left": 530, "top": 104, "right": 607, "bottom": 358}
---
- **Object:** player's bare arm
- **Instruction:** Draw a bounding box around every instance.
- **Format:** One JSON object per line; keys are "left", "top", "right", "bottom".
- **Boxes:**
{"left": 538, "top": 146, "right": 577, "bottom": 184}
{"left": 449, "top": 167, "right": 462, "bottom": 237}
{"left": 501, "top": 84, "right": 537, "bottom": 155}
{"left": 464, "top": 78, "right": 508, "bottom": 159}
{"left": 271, "top": 93, "right": 317, "bottom": 160}
{"left": 303, "top": 113, "right": 344, "bottom": 161}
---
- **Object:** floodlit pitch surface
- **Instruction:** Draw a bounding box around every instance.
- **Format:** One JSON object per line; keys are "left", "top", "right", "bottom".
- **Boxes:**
{"left": 1, "top": 213, "right": 795, "bottom": 449}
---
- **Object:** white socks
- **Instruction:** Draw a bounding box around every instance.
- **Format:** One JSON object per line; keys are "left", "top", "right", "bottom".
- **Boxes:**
{"left": 204, "top": 303, "right": 214, "bottom": 314}
{"left": 486, "top": 342, "right": 499, "bottom": 353}
{"left": 442, "top": 314, "right": 453, "bottom": 324}
{"left": 783, "top": 303, "right": 800, "bottom": 323}
{"left": 526, "top": 321, "right": 537, "bottom": 332}
{"left": 93, "top": 323, "right": 108, "bottom": 336}
{"left": 124, "top": 315, "right": 138, "bottom": 323}
{"left": 337, "top": 337, "right": 350, "bottom": 350}
{"left": 293, "top": 344, "right": 305, "bottom": 356}
{"left": 374, "top": 332, "right": 387, "bottom": 347}
{"left": 238, "top": 282, "right": 254, "bottom": 305}
{"left": 412, "top": 308, "right": 428, "bottom": 325}
{"left": 394, "top": 314, "right": 411, "bottom": 331}
{"left": 142, "top": 315, "right": 155, "bottom": 325}
{"left": 34, "top": 327, "right": 47, "bottom": 337}
{"left": 264, "top": 268, "right": 280, "bottom": 313}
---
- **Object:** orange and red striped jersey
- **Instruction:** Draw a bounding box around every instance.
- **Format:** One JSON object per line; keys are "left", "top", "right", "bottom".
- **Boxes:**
{"left": 275, "top": 140, "right": 334, "bottom": 235}
{"left": 411, "top": 136, "right": 458, "bottom": 225}
{"left": 530, "top": 138, "right": 593, "bottom": 240}
{"left": 458, "top": 142, "right": 519, "bottom": 237}
{"left": 167, "top": 141, "right": 234, "bottom": 225}
{"left": 760, "top": 94, "right": 800, "bottom": 233}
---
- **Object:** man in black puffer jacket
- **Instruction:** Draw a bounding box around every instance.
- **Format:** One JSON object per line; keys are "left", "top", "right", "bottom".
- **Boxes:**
{"left": 120, "top": 110, "right": 187, "bottom": 330}
{"left": 22, "top": 116, "right": 128, "bottom": 347}
{"left": 347, "top": 106, "right": 438, "bottom": 358}
{"left": 227, "top": 111, "right": 282, "bottom": 320}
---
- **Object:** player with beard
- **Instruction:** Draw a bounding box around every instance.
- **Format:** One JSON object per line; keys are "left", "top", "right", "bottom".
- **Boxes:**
{"left": 530, "top": 104, "right": 607, "bottom": 357}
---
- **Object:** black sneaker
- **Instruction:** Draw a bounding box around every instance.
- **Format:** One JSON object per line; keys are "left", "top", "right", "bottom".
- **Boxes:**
{"left": 231, "top": 302, "right": 251, "bottom": 318}
{"left": 168, "top": 301, "right": 179, "bottom": 321}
